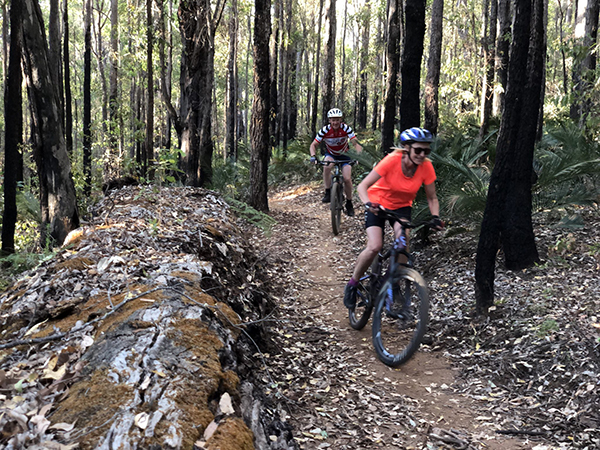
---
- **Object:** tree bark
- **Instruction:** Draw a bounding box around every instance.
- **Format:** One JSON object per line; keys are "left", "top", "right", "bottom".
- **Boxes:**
{"left": 382, "top": 0, "right": 401, "bottom": 155}
{"left": 478, "top": 0, "right": 497, "bottom": 141}
{"left": 83, "top": 0, "right": 92, "bottom": 196}
{"left": 399, "top": 0, "right": 426, "bottom": 131}
{"left": 494, "top": 0, "right": 511, "bottom": 116}
{"left": 108, "top": 0, "right": 119, "bottom": 178}
{"left": 424, "top": 0, "right": 444, "bottom": 134}
{"left": 357, "top": 1, "right": 371, "bottom": 130}
{"left": 475, "top": 0, "right": 544, "bottom": 315}
{"left": 22, "top": 0, "right": 79, "bottom": 246}
{"left": 63, "top": 0, "right": 73, "bottom": 155}
{"left": 310, "top": 0, "right": 324, "bottom": 136}
{"left": 569, "top": 0, "right": 599, "bottom": 124}
{"left": 146, "top": 0, "right": 155, "bottom": 180}
{"left": 178, "top": 0, "right": 225, "bottom": 187}
{"left": 48, "top": 0, "right": 64, "bottom": 126}
{"left": 270, "top": 0, "right": 280, "bottom": 147}
{"left": 2, "top": 0, "right": 24, "bottom": 254}
{"left": 249, "top": 0, "right": 271, "bottom": 212}
{"left": 322, "top": 0, "right": 336, "bottom": 121}
{"left": 225, "top": 0, "right": 238, "bottom": 162}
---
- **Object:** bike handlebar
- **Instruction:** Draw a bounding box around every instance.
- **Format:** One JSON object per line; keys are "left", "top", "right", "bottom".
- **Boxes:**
{"left": 312, "top": 158, "right": 358, "bottom": 167}
{"left": 370, "top": 206, "right": 443, "bottom": 230}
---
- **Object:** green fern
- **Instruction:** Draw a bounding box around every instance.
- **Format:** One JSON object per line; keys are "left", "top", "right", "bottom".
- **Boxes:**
{"left": 225, "top": 196, "right": 277, "bottom": 235}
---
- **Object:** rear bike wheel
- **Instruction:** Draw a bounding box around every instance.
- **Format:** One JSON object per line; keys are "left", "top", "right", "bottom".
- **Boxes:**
{"left": 330, "top": 180, "right": 343, "bottom": 235}
{"left": 371, "top": 267, "right": 429, "bottom": 367}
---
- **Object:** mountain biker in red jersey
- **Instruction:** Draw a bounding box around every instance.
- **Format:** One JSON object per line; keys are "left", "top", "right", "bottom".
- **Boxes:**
{"left": 309, "top": 108, "right": 363, "bottom": 216}
{"left": 343, "top": 127, "right": 444, "bottom": 309}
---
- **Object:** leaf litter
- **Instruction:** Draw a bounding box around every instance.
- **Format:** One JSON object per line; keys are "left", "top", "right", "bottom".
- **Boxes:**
{"left": 0, "top": 183, "right": 597, "bottom": 450}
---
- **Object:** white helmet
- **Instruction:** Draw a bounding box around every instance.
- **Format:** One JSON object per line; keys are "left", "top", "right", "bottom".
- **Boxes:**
{"left": 327, "top": 108, "right": 343, "bottom": 118}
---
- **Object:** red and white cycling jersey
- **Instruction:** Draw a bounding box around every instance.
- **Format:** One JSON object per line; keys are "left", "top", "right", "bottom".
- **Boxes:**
{"left": 313, "top": 123, "right": 357, "bottom": 157}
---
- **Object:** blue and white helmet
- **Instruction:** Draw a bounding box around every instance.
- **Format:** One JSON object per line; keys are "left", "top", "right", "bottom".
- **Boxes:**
{"left": 400, "top": 127, "right": 434, "bottom": 144}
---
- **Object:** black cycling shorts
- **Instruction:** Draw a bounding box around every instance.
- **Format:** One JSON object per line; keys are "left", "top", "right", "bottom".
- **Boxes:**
{"left": 324, "top": 153, "right": 351, "bottom": 165}
{"left": 364, "top": 206, "right": 412, "bottom": 229}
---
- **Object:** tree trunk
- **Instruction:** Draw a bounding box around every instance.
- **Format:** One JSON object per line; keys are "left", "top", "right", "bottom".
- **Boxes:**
{"left": 2, "top": 0, "right": 24, "bottom": 254}
{"left": 178, "top": 0, "right": 225, "bottom": 187}
{"left": 225, "top": 0, "right": 238, "bottom": 162}
{"left": 475, "top": 0, "right": 544, "bottom": 315}
{"left": 382, "top": 0, "right": 401, "bottom": 155}
{"left": 493, "top": 0, "right": 511, "bottom": 116}
{"left": 269, "top": 0, "right": 280, "bottom": 148}
{"left": 22, "top": 0, "right": 79, "bottom": 246}
{"left": 357, "top": 1, "right": 371, "bottom": 130}
{"left": 322, "top": 0, "right": 336, "bottom": 121}
{"left": 48, "top": 0, "right": 64, "bottom": 127}
{"left": 399, "top": 0, "right": 426, "bottom": 131}
{"left": 424, "top": 0, "right": 444, "bottom": 134}
{"left": 108, "top": 0, "right": 119, "bottom": 178}
{"left": 83, "top": 0, "right": 92, "bottom": 196}
{"left": 478, "top": 0, "right": 497, "bottom": 141}
{"left": 93, "top": 0, "right": 108, "bottom": 138}
{"left": 146, "top": 0, "right": 154, "bottom": 180}
{"left": 63, "top": 0, "right": 73, "bottom": 155}
{"left": 249, "top": 0, "right": 271, "bottom": 212}
{"left": 371, "top": 13, "right": 383, "bottom": 131}
{"left": 340, "top": 0, "right": 348, "bottom": 110}
{"left": 310, "top": 0, "right": 324, "bottom": 136}
{"left": 569, "top": 0, "right": 599, "bottom": 124}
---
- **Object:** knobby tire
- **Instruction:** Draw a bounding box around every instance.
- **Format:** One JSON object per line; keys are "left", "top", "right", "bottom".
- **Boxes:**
{"left": 330, "top": 181, "right": 343, "bottom": 235}
{"left": 348, "top": 255, "right": 382, "bottom": 330}
{"left": 371, "top": 267, "right": 429, "bottom": 367}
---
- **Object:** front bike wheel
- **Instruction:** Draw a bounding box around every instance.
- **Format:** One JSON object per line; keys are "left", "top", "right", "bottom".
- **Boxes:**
{"left": 371, "top": 267, "right": 429, "bottom": 367}
{"left": 349, "top": 275, "right": 374, "bottom": 330}
{"left": 330, "top": 181, "right": 343, "bottom": 235}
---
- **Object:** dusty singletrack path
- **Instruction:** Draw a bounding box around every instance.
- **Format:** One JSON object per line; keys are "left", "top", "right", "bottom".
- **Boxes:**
{"left": 255, "top": 184, "right": 527, "bottom": 450}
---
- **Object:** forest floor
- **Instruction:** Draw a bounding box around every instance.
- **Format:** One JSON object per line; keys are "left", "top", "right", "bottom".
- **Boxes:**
{"left": 251, "top": 182, "right": 600, "bottom": 450}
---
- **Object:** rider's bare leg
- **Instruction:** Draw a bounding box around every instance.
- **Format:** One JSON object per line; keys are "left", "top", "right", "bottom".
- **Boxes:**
{"left": 322, "top": 156, "right": 334, "bottom": 189}
{"left": 351, "top": 226, "right": 383, "bottom": 281}
{"left": 342, "top": 164, "right": 353, "bottom": 199}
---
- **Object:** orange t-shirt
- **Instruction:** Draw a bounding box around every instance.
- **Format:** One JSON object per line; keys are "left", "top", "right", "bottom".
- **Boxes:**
{"left": 367, "top": 151, "right": 436, "bottom": 210}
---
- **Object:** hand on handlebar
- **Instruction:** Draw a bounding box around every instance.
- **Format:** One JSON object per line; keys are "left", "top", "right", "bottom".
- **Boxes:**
{"left": 431, "top": 215, "right": 445, "bottom": 230}
{"left": 364, "top": 202, "right": 381, "bottom": 214}
{"left": 310, "top": 156, "right": 318, "bottom": 165}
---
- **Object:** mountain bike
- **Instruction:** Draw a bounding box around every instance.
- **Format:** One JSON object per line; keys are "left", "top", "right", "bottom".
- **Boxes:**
{"left": 317, "top": 159, "right": 358, "bottom": 235}
{"left": 349, "top": 209, "right": 435, "bottom": 367}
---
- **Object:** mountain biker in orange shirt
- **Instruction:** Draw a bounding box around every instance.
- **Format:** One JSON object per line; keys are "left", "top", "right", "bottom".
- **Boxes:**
{"left": 309, "top": 108, "right": 363, "bottom": 216}
{"left": 343, "top": 127, "right": 444, "bottom": 309}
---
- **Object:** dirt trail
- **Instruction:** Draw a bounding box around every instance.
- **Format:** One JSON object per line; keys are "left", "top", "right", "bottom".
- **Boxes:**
{"left": 258, "top": 184, "right": 528, "bottom": 450}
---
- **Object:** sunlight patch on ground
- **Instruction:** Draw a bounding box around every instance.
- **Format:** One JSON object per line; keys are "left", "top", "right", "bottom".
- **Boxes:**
{"left": 272, "top": 185, "right": 314, "bottom": 200}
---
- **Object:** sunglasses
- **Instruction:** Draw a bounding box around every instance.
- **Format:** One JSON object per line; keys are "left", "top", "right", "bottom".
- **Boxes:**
{"left": 411, "top": 146, "right": 431, "bottom": 156}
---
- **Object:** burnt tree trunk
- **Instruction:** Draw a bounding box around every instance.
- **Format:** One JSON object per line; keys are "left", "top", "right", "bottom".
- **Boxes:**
{"left": 322, "top": 0, "right": 336, "bottom": 121}
{"left": 399, "top": 0, "right": 426, "bottom": 131}
{"left": 381, "top": 0, "right": 401, "bottom": 155}
{"left": 63, "top": 0, "right": 73, "bottom": 154}
{"left": 249, "top": 0, "right": 271, "bottom": 212}
{"left": 22, "top": 0, "right": 79, "bottom": 246}
{"left": 178, "top": 0, "right": 225, "bottom": 187}
{"left": 424, "top": 0, "right": 443, "bottom": 134}
{"left": 2, "top": 0, "right": 24, "bottom": 254}
{"left": 478, "top": 0, "right": 498, "bottom": 141}
{"left": 475, "top": 0, "right": 544, "bottom": 315}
